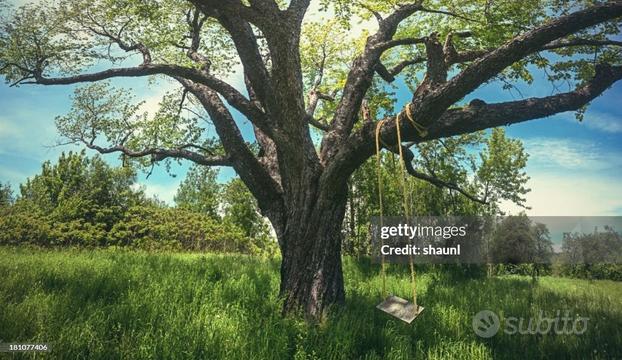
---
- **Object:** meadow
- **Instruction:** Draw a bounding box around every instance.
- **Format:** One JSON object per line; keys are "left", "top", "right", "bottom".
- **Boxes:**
{"left": 0, "top": 247, "right": 621, "bottom": 359}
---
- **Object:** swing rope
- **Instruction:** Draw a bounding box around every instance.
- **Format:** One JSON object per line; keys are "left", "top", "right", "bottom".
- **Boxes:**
{"left": 395, "top": 112, "right": 418, "bottom": 309}
{"left": 375, "top": 104, "right": 426, "bottom": 308}
{"left": 375, "top": 119, "right": 387, "bottom": 298}
{"left": 404, "top": 103, "right": 428, "bottom": 138}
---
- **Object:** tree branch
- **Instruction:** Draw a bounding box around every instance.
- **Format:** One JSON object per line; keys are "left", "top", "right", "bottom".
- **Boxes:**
{"left": 374, "top": 62, "right": 396, "bottom": 83}
{"left": 22, "top": 63, "right": 271, "bottom": 135}
{"left": 85, "top": 23, "right": 152, "bottom": 65}
{"left": 376, "top": 57, "right": 427, "bottom": 82}
{"left": 196, "top": 4, "right": 273, "bottom": 108}
{"left": 178, "top": 78, "right": 284, "bottom": 215}
{"left": 375, "top": 134, "right": 488, "bottom": 205}
{"left": 331, "top": 63, "right": 622, "bottom": 184}
{"left": 83, "top": 142, "right": 232, "bottom": 167}
{"left": 427, "top": 65, "right": 622, "bottom": 140}
{"left": 321, "top": 2, "right": 423, "bottom": 162}
{"left": 444, "top": 37, "right": 622, "bottom": 66}
{"left": 183, "top": 7, "right": 211, "bottom": 70}
{"left": 191, "top": 0, "right": 270, "bottom": 29}
{"left": 407, "top": 167, "right": 488, "bottom": 205}
{"left": 401, "top": 147, "right": 488, "bottom": 204}
{"left": 423, "top": 2, "right": 622, "bottom": 121}
{"left": 542, "top": 38, "right": 622, "bottom": 51}
{"left": 305, "top": 115, "right": 330, "bottom": 131}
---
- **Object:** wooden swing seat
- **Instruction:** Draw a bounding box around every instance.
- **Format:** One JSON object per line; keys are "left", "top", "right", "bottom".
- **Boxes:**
{"left": 376, "top": 295, "right": 424, "bottom": 323}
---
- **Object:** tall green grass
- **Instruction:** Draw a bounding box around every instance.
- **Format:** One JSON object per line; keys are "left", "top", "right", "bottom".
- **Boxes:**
{"left": 0, "top": 247, "right": 621, "bottom": 359}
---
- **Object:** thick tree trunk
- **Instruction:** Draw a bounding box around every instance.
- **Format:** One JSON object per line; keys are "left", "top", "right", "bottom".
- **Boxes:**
{"left": 277, "top": 186, "right": 348, "bottom": 318}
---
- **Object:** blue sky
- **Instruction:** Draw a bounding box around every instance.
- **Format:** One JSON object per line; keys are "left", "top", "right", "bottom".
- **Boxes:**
{"left": 1, "top": 3, "right": 621, "bottom": 216}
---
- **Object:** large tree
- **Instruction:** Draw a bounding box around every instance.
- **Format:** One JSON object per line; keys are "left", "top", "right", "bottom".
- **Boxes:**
{"left": 1, "top": 0, "right": 621, "bottom": 318}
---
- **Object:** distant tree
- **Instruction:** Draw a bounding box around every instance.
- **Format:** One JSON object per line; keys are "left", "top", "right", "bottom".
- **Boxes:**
{"left": 0, "top": 151, "right": 144, "bottom": 245}
{"left": 222, "top": 178, "right": 268, "bottom": 239}
{"left": 19, "top": 151, "right": 141, "bottom": 227}
{"left": 174, "top": 165, "right": 221, "bottom": 218}
{"left": 0, "top": 182, "right": 13, "bottom": 209}
{"left": 562, "top": 227, "right": 622, "bottom": 265}
{"left": 490, "top": 214, "right": 553, "bottom": 265}
{"left": 532, "top": 222, "right": 553, "bottom": 264}
{"left": 559, "top": 227, "right": 622, "bottom": 281}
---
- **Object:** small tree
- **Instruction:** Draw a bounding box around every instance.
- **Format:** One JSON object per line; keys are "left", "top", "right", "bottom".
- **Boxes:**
{"left": 1, "top": 151, "right": 144, "bottom": 246}
{"left": 174, "top": 165, "right": 221, "bottom": 218}
{"left": 0, "top": 183, "right": 13, "bottom": 209}
{"left": 222, "top": 178, "right": 269, "bottom": 239}
{"left": 19, "top": 151, "right": 140, "bottom": 226}
{"left": 489, "top": 214, "right": 553, "bottom": 279}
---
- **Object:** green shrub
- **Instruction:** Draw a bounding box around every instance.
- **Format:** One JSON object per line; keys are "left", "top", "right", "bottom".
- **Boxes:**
{"left": 0, "top": 207, "right": 52, "bottom": 245}
{"left": 109, "top": 205, "right": 275, "bottom": 255}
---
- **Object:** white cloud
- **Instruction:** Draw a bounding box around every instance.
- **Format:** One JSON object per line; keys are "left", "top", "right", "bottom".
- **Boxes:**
{"left": 500, "top": 173, "right": 622, "bottom": 216}
{"left": 581, "top": 111, "right": 622, "bottom": 134}
{"left": 501, "top": 136, "right": 622, "bottom": 216}
{"left": 521, "top": 137, "right": 622, "bottom": 171}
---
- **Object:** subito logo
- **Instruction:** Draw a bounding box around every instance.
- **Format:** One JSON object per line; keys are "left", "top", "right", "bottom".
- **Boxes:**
{"left": 472, "top": 310, "right": 500, "bottom": 338}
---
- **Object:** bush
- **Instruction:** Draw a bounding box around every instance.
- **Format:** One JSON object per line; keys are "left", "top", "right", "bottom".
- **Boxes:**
{"left": 109, "top": 206, "right": 272, "bottom": 254}
{"left": 0, "top": 151, "right": 278, "bottom": 255}
{"left": 554, "top": 263, "right": 622, "bottom": 281}
{"left": 109, "top": 205, "right": 275, "bottom": 255}
{"left": 0, "top": 207, "right": 52, "bottom": 246}
{"left": 1, "top": 203, "right": 277, "bottom": 256}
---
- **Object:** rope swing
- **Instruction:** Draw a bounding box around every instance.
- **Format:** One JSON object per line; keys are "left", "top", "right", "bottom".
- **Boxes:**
{"left": 375, "top": 104, "right": 425, "bottom": 324}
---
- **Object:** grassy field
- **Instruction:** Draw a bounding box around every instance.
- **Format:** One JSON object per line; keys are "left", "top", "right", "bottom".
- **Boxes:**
{"left": 0, "top": 247, "right": 621, "bottom": 359}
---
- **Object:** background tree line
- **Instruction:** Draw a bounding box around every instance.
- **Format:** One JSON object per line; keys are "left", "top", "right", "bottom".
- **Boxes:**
{"left": 485, "top": 214, "right": 622, "bottom": 281}
{"left": 0, "top": 151, "right": 275, "bottom": 255}
{"left": 1, "top": 145, "right": 619, "bottom": 281}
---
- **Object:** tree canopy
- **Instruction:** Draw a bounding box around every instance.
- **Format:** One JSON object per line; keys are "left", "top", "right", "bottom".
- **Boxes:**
{"left": 1, "top": 0, "right": 619, "bottom": 211}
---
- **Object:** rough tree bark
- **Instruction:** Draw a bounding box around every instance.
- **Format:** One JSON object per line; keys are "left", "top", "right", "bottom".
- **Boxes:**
{"left": 6, "top": 1, "right": 622, "bottom": 319}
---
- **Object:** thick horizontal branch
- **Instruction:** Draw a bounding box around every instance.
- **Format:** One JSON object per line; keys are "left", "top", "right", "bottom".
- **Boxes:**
{"left": 427, "top": 64, "right": 622, "bottom": 140}
{"left": 330, "top": 63, "right": 622, "bottom": 184}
